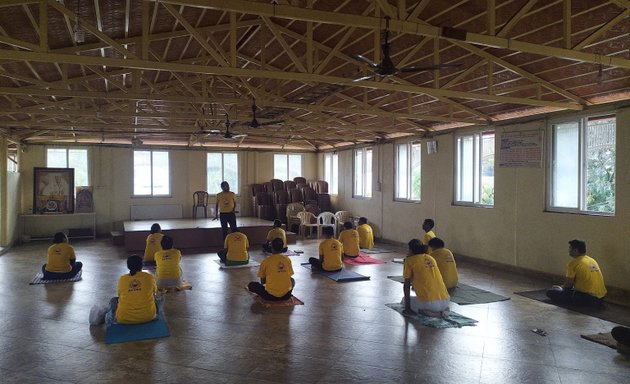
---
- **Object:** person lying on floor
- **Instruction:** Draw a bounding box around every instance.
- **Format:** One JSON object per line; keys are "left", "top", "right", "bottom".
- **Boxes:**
{"left": 338, "top": 221, "right": 360, "bottom": 258}
{"left": 428, "top": 237, "right": 458, "bottom": 293}
{"left": 262, "top": 219, "right": 288, "bottom": 254}
{"left": 42, "top": 232, "right": 83, "bottom": 280}
{"left": 612, "top": 326, "right": 630, "bottom": 354}
{"left": 403, "top": 239, "right": 450, "bottom": 318}
{"left": 143, "top": 222, "right": 163, "bottom": 266}
{"left": 248, "top": 238, "right": 295, "bottom": 301}
{"left": 218, "top": 228, "right": 250, "bottom": 266}
{"left": 309, "top": 226, "right": 343, "bottom": 272}
{"left": 110, "top": 255, "right": 159, "bottom": 324}
{"left": 546, "top": 239, "right": 606, "bottom": 307}
{"left": 357, "top": 217, "right": 374, "bottom": 250}
{"left": 154, "top": 235, "right": 184, "bottom": 289}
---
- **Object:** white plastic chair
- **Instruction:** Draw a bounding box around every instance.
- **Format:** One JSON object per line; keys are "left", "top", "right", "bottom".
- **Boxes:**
{"left": 334, "top": 210, "right": 353, "bottom": 234}
{"left": 317, "top": 211, "right": 337, "bottom": 238}
{"left": 296, "top": 211, "right": 318, "bottom": 238}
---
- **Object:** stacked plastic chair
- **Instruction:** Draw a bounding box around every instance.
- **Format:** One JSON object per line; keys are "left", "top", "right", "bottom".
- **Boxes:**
{"left": 274, "top": 190, "right": 290, "bottom": 223}
{"left": 255, "top": 192, "right": 275, "bottom": 221}
{"left": 283, "top": 180, "right": 297, "bottom": 191}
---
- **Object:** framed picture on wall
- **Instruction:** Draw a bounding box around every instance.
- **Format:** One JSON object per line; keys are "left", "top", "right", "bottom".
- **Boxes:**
{"left": 33, "top": 167, "right": 74, "bottom": 214}
{"left": 75, "top": 186, "right": 94, "bottom": 213}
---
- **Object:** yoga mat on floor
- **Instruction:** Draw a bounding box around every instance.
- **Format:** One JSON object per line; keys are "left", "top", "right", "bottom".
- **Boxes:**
{"left": 158, "top": 280, "right": 193, "bottom": 293}
{"left": 343, "top": 254, "right": 386, "bottom": 265}
{"left": 262, "top": 250, "right": 304, "bottom": 256}
{"left": 385, "top": 303, "right": 478, "bottom": 328}
{"left": 106, "top": 312, "right": 170, "bottom": 344}
{"left": 581, "top": 332, "right": 617, "bottom": 349}
{"left": 255, "top": 295, "right": 304, "bottom": 308}
{"left": 515, "top": 289, "right": 630, "bottom": 327}
{"left": 301, "top": 263, "right": 370, "bottom": 282}
{"left": 29, "top": 270, "right": 82, "bottom": 285}
{"left": 361, "top": 247, "right": 393, "bottom": 254}
{"left": 387, "top": 277, "right": 510, "bottom": 305}
{"left": 214, "top": 259, "right": 261, "bottom": 269}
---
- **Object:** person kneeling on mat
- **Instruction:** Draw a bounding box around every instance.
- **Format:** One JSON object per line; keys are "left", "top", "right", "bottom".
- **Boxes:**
{"left": 248, "top": 238, "right": 295, "bottom": 301}
{"left": 110, "top": 255, "right": 160, "bottom": 324}
{"left": 309, "top": 226, "right": 343, "bottom": 272}
{"left": 262, "top": 219, "right": 288, "bottom": 254}
{"left": 42, "top": 232, "right": 83, "bottom": 280}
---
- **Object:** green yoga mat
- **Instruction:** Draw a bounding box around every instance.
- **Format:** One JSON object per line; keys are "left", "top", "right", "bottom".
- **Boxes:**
{"left": 387, "top": 276, "right": 510, "bottom": 305}
{"left": 385, "top": 303, "right": 478, "bottom": 328}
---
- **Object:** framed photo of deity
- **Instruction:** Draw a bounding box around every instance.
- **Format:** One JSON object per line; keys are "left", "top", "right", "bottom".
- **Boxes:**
{"left": 75, "top": 186, "right": 94, "bottom": 213}
{"left": 33, "top": 167, "right": 75, "bottom": 214}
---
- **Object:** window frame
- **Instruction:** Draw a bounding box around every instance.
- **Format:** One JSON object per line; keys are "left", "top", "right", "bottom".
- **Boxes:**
{"left": 132, "top": 150, "right": 171, "bottom": 197}
{"left": 273, "top": 153, "right": 303, "bottom": 181}
{"left": 353, "top": 147, "right": 373, "bottom": 199}
{"left": 454, "top": 130, "right": 495, "bottom": 207}
{"left": 323, "top": 152, "right": 339, "bottom": 195}
{"left": 46, "top": 147, "right": 89, "bottom": 188}
{"left": 206, "top": 152, "right": 239, "bottom": 195}
{"left": 394, "top": 140, "right": 422, "bottom": 203}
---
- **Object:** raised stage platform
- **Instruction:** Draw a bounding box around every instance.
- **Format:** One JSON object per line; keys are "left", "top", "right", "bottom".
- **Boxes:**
{"left": 123, "top": 217, "right": 298, "bottom": 252}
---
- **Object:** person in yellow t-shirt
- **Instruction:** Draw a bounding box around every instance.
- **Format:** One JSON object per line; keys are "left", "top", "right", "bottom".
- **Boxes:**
{"left": 309, "top": 226, "right": 343, "bottom": 272}
{"left": 546, "top": 239, "right": 606, "bottom": 306}
{"left": 421, "top": 218, "right": 436, "bottom": 246}
{"left": 112, "top": 255, "right": 158, "bottom": 324}
{"left": 262, "top": 219, "right": 288, "bottom": 253}
{"left": 403, "top": 239, "right": 450, "bottom": 318}
{"left": 143, "top": 223, "right": 164, "bottom": 265}
{"left": 42, "top": 232, "right": 83, "bottom": 280}
{"left": 428, "top": 237, "right": 458, "bottom": 292}
{"left": 339, "top": 221, "right": 360, "bottom": 258}
{"left": 248, "top": 238, "right": 295, "bottom": 301}
{"left": 214, "top": 181, "right": 238, "bottom": 240}
{"left": 154, "top": 235, "right": 183, "bottom": 289}
{"left": 218, "top": 228, "right": 249, "bottom": 266}
{"left": 357, "top": 217, "right": 374, "bottom": 249}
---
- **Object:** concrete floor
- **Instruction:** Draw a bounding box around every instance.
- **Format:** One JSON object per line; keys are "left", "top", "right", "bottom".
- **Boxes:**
{"left": 0, "top": 238, "right": 628, "bottom": 384}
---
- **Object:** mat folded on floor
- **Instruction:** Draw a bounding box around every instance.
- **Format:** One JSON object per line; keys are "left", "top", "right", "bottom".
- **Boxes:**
{"left": 158, "top": 280, "right": 193, "bottom": 293}
{"left": 387, "top": 277, "right": 510, "bottom": 305}
{"left": 29, "top": 270, "right": 82, "bottom": 285}
{"left": 385, "top": 303, "right": 478, "bottom": 328}
{"left": 255, "top": 295, "right": 304, "bottom": 308}
{"left": 580, "top": 332, "right": 617, "bottom": 349}
{"left": 343, "top": 254, "right": 386, "bottom": 265}
{"left": 515, "top": 289, "right": 630, "bottom": 327}
{"left": 214, "top": 259, "right": 261, "bottom": 269}
{"left": 301, "top": 263, "right": 370, "bottom": 282}
{"left": 105, "top": 312, "right": 170, "bottom": 344}
{"left": 360, "top": 247, "right": 393, "bottom": 254}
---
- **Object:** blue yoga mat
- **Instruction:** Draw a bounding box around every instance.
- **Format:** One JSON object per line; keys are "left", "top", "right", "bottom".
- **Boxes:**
{"left": 105, "top": 311, "right": 170, "bottom": 344}
{"left": 301, "top": 263, "right": 370, "bottom": 282}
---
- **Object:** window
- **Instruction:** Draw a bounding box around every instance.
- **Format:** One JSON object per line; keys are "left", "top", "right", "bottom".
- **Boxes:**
{"left": 549, "top": 115, "right": 615, "bottom": 214}
{"left": 455, "top": 132, "right": 495, "bottom": 206}
{"left": 353, "top": 147, "right": 372, "bottom": 198}
{"left": 207, "top": 152, "right": 239, "bottom": 194}
{"left": 47, "top": 148, "right": 88, "bottom": 187}
{"left": 395, "top": 141, "right": 421, "bottom": 201}
{"left": 7, "top": 153, "right": 17, "bottom": 172}
{"left": 274, "top": 153, "right": 302, "bottom": 180}
{"left": 133, "top": 150, "right": 170, "bottom": 196}
{"left": 324, "top": 152, "right": 338, "bottom": 195}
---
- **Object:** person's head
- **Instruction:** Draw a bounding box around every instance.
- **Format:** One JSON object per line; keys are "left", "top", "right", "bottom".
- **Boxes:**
{"left": 323, "top": 226, "right": 334, "bottom": 238}
{"left": 422, "top": 218, "right": 435, "bottom": 232}
{"left": 273, "top": 219, "right": 282, "bottom": 228}
{"left": 52, "top": 232, "right": 68, "bottom": 244}
{"left": 568, "top": 239, "right": 586, "bottom": 257}
{"left": 343, "top": 221, "right": 353, "bottom": 230}
{"left": 428, "top": 237, "right": 445, "bottom": 250}
{"left": 271, "top": 237, "right": 285, "bottom": 253}
{"left": 408, "top": 239, "right": 428, "bottom": 255}
{"left": 220, "top": 181, "right": 230, "bottom": 192}
{"left": 358, "top": 217, "right": 368, "bottom": 225}
{"left": 150, "top": 223, "right": 161, "bottom": 234}
{"left": 161, "top": 235, "right": 174, "bottom": 250}
{"left": 127, "top": 254, "right": 143, "bottom": 276}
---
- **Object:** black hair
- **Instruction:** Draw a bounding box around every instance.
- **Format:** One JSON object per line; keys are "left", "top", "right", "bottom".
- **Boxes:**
{"left": 408, "top": 239, "right": 428, "bottom": 254}
{"left": 323, "top": 226, "right": 334, "bottom": 237}
{"left": 343, "top": 221, "right": 353, "bottom": 229}
{"left": 127, "top": 254, "right": 143, "bottom": 276}
{"left": 161, "top": 235, "right": 174, "bottom": 250}
{"left": 428, "top": 237, "right": 445, "bottom": 249}
{"left": 271, "top": 237, "right": 285, "bottom": 253}
{"left": 568, "top": 239, "right": 586, "bottom": 254}
{"left": 273, "top": 219, "right": 282, "bottom": 228}
{"left": 423, "top": 218, "right": 435, "bottom": 229}
{"left": 358, "top": 217, "right": 367, "bottom": 225}
{"left": 150, "top": 223, "right": 161, "bottom": 234}
{"left": 52, "top": 232, "right": 67, "bottom": 244}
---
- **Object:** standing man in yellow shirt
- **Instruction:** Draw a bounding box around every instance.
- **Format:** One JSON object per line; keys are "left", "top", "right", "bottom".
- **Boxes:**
{"left": 546, "top": 239, "right": 606, "bottom": 306}
{"left": 215, "top": 181, "right": 237, "bottom": 240}
{"left": 248, "top": 238, "right": 295, "bottom": 301}
{"left": 357, "top": 217, "right": 374, "bottom": 249}
{"left": 421, "top": 218, "right": 436, "bottom": 245}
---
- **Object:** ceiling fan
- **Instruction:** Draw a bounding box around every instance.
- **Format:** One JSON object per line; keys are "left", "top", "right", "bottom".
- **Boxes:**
{"left": 352, "top": 17, "right": 461, "bottom": 81}
{"left": 222, "top": 114, "right": 247, "bottom": 139}
{"left": 243, "top": 99, "right": 284, "bottom": 128}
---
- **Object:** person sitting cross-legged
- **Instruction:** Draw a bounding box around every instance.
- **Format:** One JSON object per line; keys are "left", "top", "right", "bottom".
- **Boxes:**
{"left": 248, "top": 238, "right": 295, "bottom": 301}
{"left": 421, "top": 218, "right": 436, "bottom": 246}
{"left": 143, "top": 222, "right": 163, "bottom": 266}
{"left": 42, "top": 232, "right": 83, "bottom": 280}
{"left": 338, "top": 221, "right": 360, "bottom": 258}
{"left": 218, "top": 228, "right": 250, "bottom": 266}
{"left": 428, "top": 237, "right": 458, "bottom": 293}
{"left": 262, "top": 219, "right": 288, "bottom": 254}
{"left": 309, "top": 226, "right": 343, "bottom": 272}
{"left": 357, "top": 217, "right": 374, "bottom": 250}
{"left": 110, "top": 255, "right": 159, "bottom": 324}
{"left": 154, "top": 235, "right": 184, "bottom": 289}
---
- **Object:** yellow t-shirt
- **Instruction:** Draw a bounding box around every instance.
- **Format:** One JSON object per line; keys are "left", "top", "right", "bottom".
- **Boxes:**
{"left": 431, "top": 248, "right": 458, "bottom": 289}
{"left": 155, "top": 249, "right": 182, "bottom": 279}
{"left": 225, "top": 232, "right": 249, "bottom": 261}
{"left": 403, "top": 253, "right": 449, "bottom": 302}
{"left": 266, "top": 227, "right": 287, "bottom": 248}
{"left": 358, "top": 224, "right": 374, "bottom": 249}
{"left": 422, "top": 230, "right": 436, "bottom": 245}
{"left": 566, "top": 255, "right": 607, "bottom": 299}
{"left": 318, "top": 238, "right": 343, "bottom": 271}
{"left": 216, "top": 191, "right": 236, "bottom": 213}
{"left": 116, "top": 271, "right": 157, "bottom": 324}
{"left": 338, "top": 229, "right": 360, "bottom": 257}
{"left": 45, "top": 243, "right": 76, "bottom": 273}
{"left": 257, "top": 253, "right": 294, "bottom": 298}
{"left": 144, "top": 233, "right": 164, "bottom": 262}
